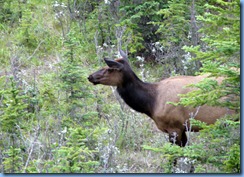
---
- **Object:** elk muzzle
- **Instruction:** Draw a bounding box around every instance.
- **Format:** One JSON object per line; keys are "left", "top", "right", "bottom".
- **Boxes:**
{"left": 88, "top": 75, "right": 99, "bottom": 85}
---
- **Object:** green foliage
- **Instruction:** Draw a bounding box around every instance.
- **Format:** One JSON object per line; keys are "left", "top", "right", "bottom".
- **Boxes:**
{"left": 224, "top": 144, "right": 240, "bottom": 173}
{"left": 58, "top": 30, "right": 94, "bottom": 120}
{"left": 177, "top": 77, "right": 222, "bottom": 107}
{"left": 148, "top": 0, "right": 206, "bottom": 75}
{"left": 0, "top": 0, "right": 22, "bottom": 25}
{"left": 0, "top": 77, "right": 32, "bottom": 133}
{"left": 17, "top": 8, "right": 37, "bottom": 48}
{"left": 182, "top": 0, "right": 239, "bottom": 63}
{"left": 179, "top": 0, "right": 240, "bottom": 111}
{"left": 46, "top": 127, "right": 100, "bottom": 173}
{"left": 143, "top": 117, "right": 240, "bottom": 173}
{"left": 0, "top": 77, "right": 35, "bottom": 173}
{"left": 3, "top": 147, "right": 23, "bottom": 173}
{"left": 39, "top": 25, "right": 103, "bottom": 173}
{"left": 155, "top": 0, "right": 190, "bottom": 46}
{"left": 120, "top": 0, "right": 164, "bottom": 53}
{"left": 173, "top": 64, "right": 239, "bottom": 113}
{"left": 143, "top": 143, "right": 181, "bottom": 173}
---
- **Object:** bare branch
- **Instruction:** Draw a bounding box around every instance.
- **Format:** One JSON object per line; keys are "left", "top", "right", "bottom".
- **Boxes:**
{"left": 27, "top": 40, "right": 45, "bottom": 61}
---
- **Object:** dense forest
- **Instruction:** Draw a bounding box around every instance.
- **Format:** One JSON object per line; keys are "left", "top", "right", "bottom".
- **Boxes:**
{"left": 0, "top": 0, "right": 240, "bottom": 173}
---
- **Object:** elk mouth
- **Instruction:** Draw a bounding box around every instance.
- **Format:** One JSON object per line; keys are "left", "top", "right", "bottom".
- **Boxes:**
{"left": 88, "top": 75, "right": 100, "bottom": 85}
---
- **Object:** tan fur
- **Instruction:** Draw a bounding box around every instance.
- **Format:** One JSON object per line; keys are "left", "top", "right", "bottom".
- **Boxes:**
{"left": 152, "top": 75, "right": 232, "bottom": 144}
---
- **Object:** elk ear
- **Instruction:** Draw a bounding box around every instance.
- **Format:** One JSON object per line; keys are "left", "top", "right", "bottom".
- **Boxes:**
{"left": 104, "top": 58, "right": 123, "bottom": 70}
{"left": 119, "top": 49, "right": 129, "bottom": 62}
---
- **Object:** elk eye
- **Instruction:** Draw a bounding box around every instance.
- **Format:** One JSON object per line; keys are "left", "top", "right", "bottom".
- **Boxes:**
{"left": 108, "top": 68, "right": 115, "bottom": 72}
{"left": 108, "top": 68, "right": 113, "bottom": 73}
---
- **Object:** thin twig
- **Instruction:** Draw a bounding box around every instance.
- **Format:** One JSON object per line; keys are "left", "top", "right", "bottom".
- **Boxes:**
{"left": 185, "top": 106, "right": 201, "bottom": 146}
{"left": 27, "top": 40, "right": 45, "bottom": 61}
{"left": 23, "top": 126, "right": 40, "bottom": 172}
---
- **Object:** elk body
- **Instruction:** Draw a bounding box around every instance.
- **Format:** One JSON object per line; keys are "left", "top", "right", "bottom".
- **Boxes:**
{"left": 88, "top": 51, "right": 231, "bottom": 147}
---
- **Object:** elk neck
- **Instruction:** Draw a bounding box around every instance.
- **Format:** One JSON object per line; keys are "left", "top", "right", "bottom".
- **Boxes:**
{"left": 116, "top": 71, "right": 157, "bottom": 117}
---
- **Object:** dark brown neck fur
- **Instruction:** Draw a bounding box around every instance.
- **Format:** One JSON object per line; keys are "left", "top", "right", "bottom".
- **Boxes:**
{"left": 117, "top": 72, "right": 157, "bottom": 117}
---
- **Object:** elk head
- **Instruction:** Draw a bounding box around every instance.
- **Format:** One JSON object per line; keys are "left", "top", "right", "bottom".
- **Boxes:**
{"left": 88, "top": 50, "right": 130, "bottom": 86}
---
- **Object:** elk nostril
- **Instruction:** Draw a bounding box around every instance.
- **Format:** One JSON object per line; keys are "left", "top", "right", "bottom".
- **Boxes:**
{"left": 88, "top": 75, "right": 93, "bottom": 81}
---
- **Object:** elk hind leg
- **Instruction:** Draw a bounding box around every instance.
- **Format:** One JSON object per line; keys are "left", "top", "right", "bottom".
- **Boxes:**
{"left": 169, "top": 130, "right": 187, "bottom": 147}
{"left": 181, "top": 131, "right": 187, "bottom": 147}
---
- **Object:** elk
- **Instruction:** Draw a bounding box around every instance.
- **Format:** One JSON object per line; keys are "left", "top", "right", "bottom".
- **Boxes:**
{"left": 88, "top": 50, "right": 232, "bottom": 147}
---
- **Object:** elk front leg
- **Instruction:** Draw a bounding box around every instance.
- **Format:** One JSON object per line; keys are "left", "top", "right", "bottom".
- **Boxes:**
{"left": 168, "top": 130, "right": 187, "bottom": 147}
